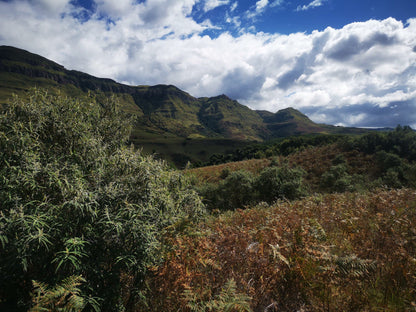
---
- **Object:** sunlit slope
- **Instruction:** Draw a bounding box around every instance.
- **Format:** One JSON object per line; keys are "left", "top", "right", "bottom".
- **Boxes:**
{"left": 1, "top": 45, "right": 368, "bottom": 143}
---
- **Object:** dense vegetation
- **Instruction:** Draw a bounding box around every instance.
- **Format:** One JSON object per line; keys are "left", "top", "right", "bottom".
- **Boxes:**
{"left": 142, "top": 188, "right": 416, "bottom": 311}
{"left": 0, "top": 90, "right": 204, "bottom": 311}
{"left": 189, "top": 126, "right": 416, "bottom": 210}
{"left": 1, "top": 89, "right": 416, "bottom": 311}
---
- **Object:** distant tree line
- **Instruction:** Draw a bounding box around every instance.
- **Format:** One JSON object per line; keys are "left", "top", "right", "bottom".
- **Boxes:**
{"left": 203, "top": 126, "right": 416, "bottom": 167}
{"left": 204, "top": 134, "right": 353, "bottom": 166}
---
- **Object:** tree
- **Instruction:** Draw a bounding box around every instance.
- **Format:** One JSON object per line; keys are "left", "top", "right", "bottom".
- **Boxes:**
{"left": 0, "top": 89, "right": 205, "bottom": 311}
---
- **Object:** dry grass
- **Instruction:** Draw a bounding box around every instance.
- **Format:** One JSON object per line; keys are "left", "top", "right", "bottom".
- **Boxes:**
{"left": 185, "top": 158, "right": 271, "bottom": 185}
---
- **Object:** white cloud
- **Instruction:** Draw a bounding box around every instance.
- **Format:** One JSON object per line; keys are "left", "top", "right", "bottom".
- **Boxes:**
{"left": 203, "top": 0, "right": 230, "bottom": 12}
{"left": 270, "top": 0, "right": 284, "bottom": 8}
{"left": 0, "top": 0, "right": 415, "bottom": 127}
{"left": 256, "top": 0, "right": 269, "bottom": 12}
{"left": 296, "top": 0, "right": 326, "bottom": 12}
{"left": 225, "top": 12, "right": 241, "bottom": 28}
{"left": 345, "top": 113, "right": 367, "bottom": 125}
{"left": 246, "top": 0, "right": 270, "bottom": 19}
{"left": 37, "top": 0, "right": 71, "bottom": 14}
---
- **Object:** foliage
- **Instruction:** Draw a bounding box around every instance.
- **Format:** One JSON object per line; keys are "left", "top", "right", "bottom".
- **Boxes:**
{"left": 191, "top": 127, "right": 416, "bottom": 197}
{"left": 184, "top": 278, "right": 252, "bottom": 312}
{"left": 30, "top": 275, "right": 100, "bottom": 312}
{"left": 142, "top": 189, "right": 416, "bottom": 311}
{"left": 0, "top": 89, "right": 205, "bottom": 311}
{"left": 198, "top": 170, "right": 254, "bottom": 210}
{"left": 255, "top": 164, "right": 306, "bottom": 202}
{"left": 198, "top": 164, "right": 306, "bottom": 210}
{"left": 219, "top": 170, "right": 255, "bottom": 210}
{"left": 320, "top": 163, "right": 354, "bottom": 193}
{"left": 352, "top": 125, "right": 416, "bottom": 161}
{"left": 204, "top": 134, "right": 349, "bottom": 165}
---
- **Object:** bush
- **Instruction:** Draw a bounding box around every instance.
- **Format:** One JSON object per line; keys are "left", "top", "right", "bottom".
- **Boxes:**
{"left": 376, "top": 151, "right": 404, "bottom": 171}
{"left": 221, "top": 170, "right": 255, "bottom": 210}
{"left": 0, "top": 89, "right": 205, "bottom": 311}
{"left": 198, "top": 165, "right": 306, "bottom": 210}
{"left": 353, "top": 125, "right": 416, "bottom": 161}
{"left": 143, "top": 189, "right": 416, "bottom": 312}
{"left": 199, "top": 170, "right": 255, "bottom": 210}
{"left": 255, "top": 165, "right": 306, "bottom": 202}
{"left": 320, "top": 164, "right": 353, "bottom": 193}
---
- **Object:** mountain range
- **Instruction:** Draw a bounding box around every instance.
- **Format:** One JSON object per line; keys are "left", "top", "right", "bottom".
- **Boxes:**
{"left": 0, "top": 45, "right": 367, "bottom": 165}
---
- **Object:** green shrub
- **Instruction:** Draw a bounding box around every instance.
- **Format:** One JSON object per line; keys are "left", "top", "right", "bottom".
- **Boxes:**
{"left": 375, "top": 151, "right": 408, "bottom": 188}
{"left": 221, "top": 170, "right": 255, "bottom": 210}
{"left": 376, "top": 151, "right": 404, "bottom": 171}
{"left": 255, "top": 165, "right": 306, "bottom": 202}
{"left": 381, "top": 168, "right": 403, "bottom": 188}
{"left": 0, "top": 89, "right": 205, "bottom": 311}
{"left": 199, "top": 165, "right": 306, "bottom": 210}
{"left": 198, "top": 170, "right": 255, "bottom": 210}
{"left": 320, "top": 164, "right": 353, "bottom": 193}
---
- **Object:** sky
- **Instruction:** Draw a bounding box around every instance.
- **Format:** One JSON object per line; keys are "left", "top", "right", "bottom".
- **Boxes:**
{"left": 0, "top": 0, "right": 415, "bottom": 128}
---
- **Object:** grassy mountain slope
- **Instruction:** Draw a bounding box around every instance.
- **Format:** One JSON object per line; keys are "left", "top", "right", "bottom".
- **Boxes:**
{"left": 258, "top": 107, "right": 366, "bottom": 137}
{"left": 0, "top": 45, "right": 370, "bottom": 166}
{"left": 258, "top": 107, "right": 320, "bottom": 137}
{"left": 0, "top": 45, "right": 366, "bottom": 139}
{"left": 199, "top": 94, "right": 268, "bottom": 140}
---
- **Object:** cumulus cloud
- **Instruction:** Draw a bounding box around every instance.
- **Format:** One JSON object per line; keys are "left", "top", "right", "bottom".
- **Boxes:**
{"left": 0, "top": 0, "right": 415, "bottom": 128}
{"left": 220, "top": 66, "right": 266, "bottom": 100}
{"left": 95, "top": 0, "right": 133, "bottom": 17}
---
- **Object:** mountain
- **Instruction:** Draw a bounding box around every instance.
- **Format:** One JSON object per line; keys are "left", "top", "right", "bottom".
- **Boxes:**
{"left": 0, "top": 45, "right": 367, "bottom": 165}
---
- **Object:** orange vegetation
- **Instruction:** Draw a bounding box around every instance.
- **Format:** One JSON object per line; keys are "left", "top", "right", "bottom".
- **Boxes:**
{"left": 140, "top": 189, "right": 416, "bottom": 311}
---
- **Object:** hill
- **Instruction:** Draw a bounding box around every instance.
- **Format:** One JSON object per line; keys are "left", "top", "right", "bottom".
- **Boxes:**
{"left": 0, "top": 45, "right": 368, "bottom": 166}
{"left": 2, "top": 84, "right": 416, "bottom": 312}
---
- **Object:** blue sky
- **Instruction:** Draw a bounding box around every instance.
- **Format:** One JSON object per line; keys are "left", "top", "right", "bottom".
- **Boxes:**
{"left": 0, "top": 0, "right": 415, "bottom": 128}
{"left": 195, "top": 0, "right": 416, "bottom": 35}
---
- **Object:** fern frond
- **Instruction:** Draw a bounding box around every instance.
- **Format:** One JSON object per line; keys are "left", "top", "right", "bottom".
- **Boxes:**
{"left": 335, "top": 255, "right": 376, "bottom": 278}
{"left": 184, "top": 278, "right": 252, "bottom": 312}
{"left": 30, "top": 275, "right": 87, "bottom": 312}
{"left": 269, "top": 243, "right": 290, "bottom": 267}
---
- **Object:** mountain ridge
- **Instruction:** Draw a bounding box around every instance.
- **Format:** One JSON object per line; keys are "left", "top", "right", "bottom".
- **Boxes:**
{"left": 0, "top": 45, "right": 367, "bottom": 145}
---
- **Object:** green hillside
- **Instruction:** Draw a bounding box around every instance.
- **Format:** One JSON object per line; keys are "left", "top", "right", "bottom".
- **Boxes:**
{"left": 0, "top": 45, "right": 369, "bottom": 166}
